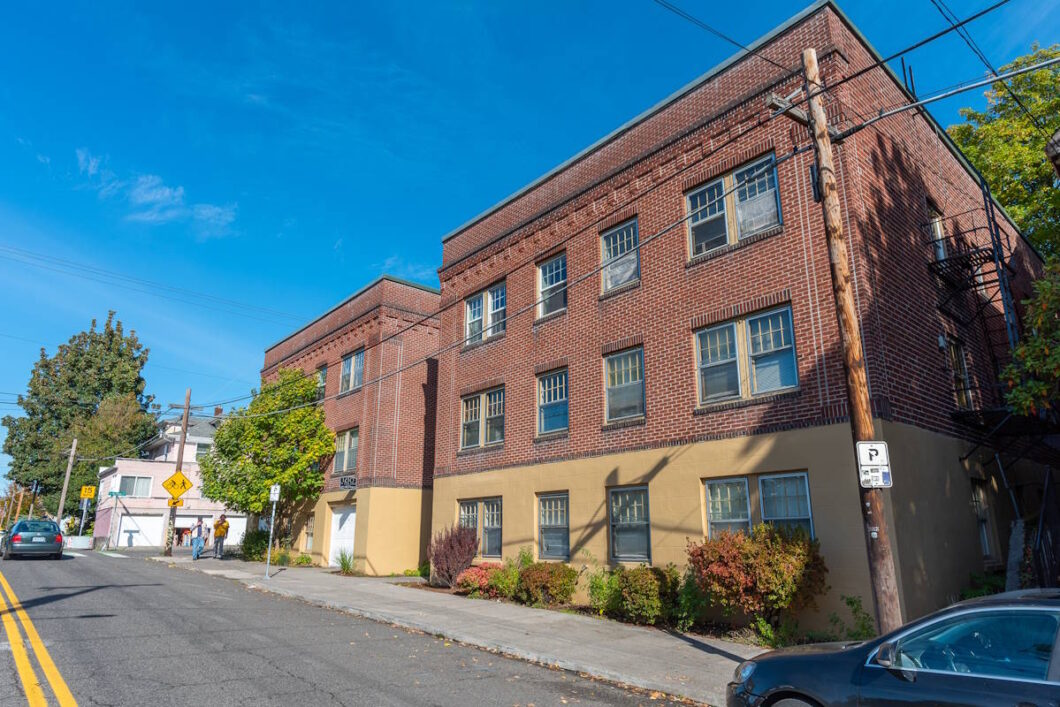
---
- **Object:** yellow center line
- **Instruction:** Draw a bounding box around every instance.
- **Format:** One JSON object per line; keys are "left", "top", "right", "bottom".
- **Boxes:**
{"left": 0, "top": 570, "right": 77, "bottom": 706}
{"left": 0, "top": 580, "right": 46, "bottom": 707}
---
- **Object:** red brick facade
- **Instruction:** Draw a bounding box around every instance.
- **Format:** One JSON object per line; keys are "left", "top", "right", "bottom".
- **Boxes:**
{"left": 433, "top": 1, "right": 1043, "bottom": 480}
{"left": 263, "top": 277, "right": 440, "bottom": 491}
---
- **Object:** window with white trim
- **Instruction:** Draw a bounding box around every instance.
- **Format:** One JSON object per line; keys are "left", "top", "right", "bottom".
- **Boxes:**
{"left": 465, "top": 283, "right": 506, "bottom": 343}
{"left": 605, "top": 348, "right": 645, "bottom": 421}
{"left": 601, "top": 220, "right": 640, "bottom": 292}
{"left": 461, "top": 387, "right": 504, "bottom": 449}
{"left": 929, "top": 204, "right": 947, "bottom": 261}
{"left": 537, "top": 369, "right": 569, "bottom": 434}
{"left": 334, "top": 428, "right": 358, "bottom": 474}
{"left": 759, "top": 473, "right": 813, "bottom": 536}
{"left": 609, "top": 486, "right": 650, "bottom": 561}
{"left": 705, "top": 478, "right": 751, "bottom": 537}
{"left": 118, "top": 476, "right": 152, "bottom": 498}
{"left": 339, "top": 350, "right": 364, "bottom": 393}
{"left": 538, "top": 493, "right": 570, "bottom": 560}
{"left": 686, "top": 155, "right": 782, "bottom": 258}
{"left": 458, "top": 500, "right": 478, "bottom": 532}
{"left": 697, "top": 323, "right": 740, "bottom": 403}
{"left": 538, "top": 253, "right": 567, "bottom": 318}
{"left": 316, "top": 365, "right": 327, "bottom": 400}
{"left": 695, "top": 306, "right": 798, "bottom": 404}
{"left": 458, "top": 498, "right": 502, "bottom": 558}
{"left": 747, "top": 308, "right": 797, "bottom": 394}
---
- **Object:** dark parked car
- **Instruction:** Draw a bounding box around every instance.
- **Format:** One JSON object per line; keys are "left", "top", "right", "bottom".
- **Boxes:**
{"left": 1, "top": 519, "right": 64, "bottom": 560}
{"left": 728, "top": 589, "right": 1060, "bottom": 706}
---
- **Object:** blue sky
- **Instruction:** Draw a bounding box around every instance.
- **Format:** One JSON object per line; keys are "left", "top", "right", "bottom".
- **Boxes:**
{"left": 0, "top": 0, "right": 1056, "bottom": 486}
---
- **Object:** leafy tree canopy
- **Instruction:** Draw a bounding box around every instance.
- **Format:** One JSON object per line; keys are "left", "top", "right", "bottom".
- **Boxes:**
{"left": 198, "top": 368, "right": 332, "bottom": 537}
{"left": 2, "top": 312, "right": 155, "bottom": 516}
{"left": 948, "top": 44, "right": 1060, "bottom": 258}
{"left": 1005, "top": 261, "right": 1060, "bottom": 416}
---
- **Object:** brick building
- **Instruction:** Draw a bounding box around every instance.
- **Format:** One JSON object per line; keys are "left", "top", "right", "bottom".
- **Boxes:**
{"left": 263, "top": 276, "right": 439, "bottom": 573}
{"left": 429, "top": 0, "right": 1046, "bottom": 623}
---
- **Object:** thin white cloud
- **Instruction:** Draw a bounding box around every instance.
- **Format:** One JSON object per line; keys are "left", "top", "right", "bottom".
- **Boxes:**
{"left": 379, "top": 255, "right": 437, "bottom": 285}
{"left": 35, "top": 154, "right": 50, "bottom": 166}
{"left": 191, "top": 203, "right": 238, "bottom": 238}
{"left": 76, "top": 147, "right": 101, "bottom": 176}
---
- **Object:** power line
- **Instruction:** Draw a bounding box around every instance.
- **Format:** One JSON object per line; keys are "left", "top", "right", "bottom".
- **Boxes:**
{"left": 927, "top": 0, "right": 1049, "bottom": 135}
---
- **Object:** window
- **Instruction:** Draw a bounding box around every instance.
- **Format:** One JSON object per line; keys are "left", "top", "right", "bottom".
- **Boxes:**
{"left": 461, "top": 387, "right": 504, "bottom": 449}
{"left": 688, "top": 178, "right": 728, "bottom": 256}
{"left": 538, "top": 253, "right": 568, "bottom": 317}
{"left": 686, "top": 156, "right": 782, "bottom": 258}
{"left": 947, "top": 338, "right": 972, "bottom": 410}
{"left": 305, "top": 515, "right": 314, "bottom": 553}
{"left": 118, "top": 476, "right": 151, "bottom": 498}
{"left": 601, "top": 220, "right": 639, "bottom": 292}
{"left": 893, "top": 610, "right": 1059, "bottom": 681}
{"left": 971, "top": 479, "right": 992, "bottom": 558}
{"left": 705, "top": 479, "right": 751, "bottom": 537}
{"left": 458, "top": 498, "right": 502, "bottom": 558}
{"left": 697, "top": 323, "right": 740, "bottom": 403}
{"left": 537, "top": 369, "right": 569, "bottom": 434}
{"left": 316, "top": 365, "right": 327, "bottom": 400}
{"left": 339, "top": 350, "right": 364, "bottom": 393}
{"left": 482, "top": 498, "right": 502, "bottom": 557}
{"left": 539, "top": 493, "right": 570, "bottom": 560}
{"left": 334, "top": 428, "right": 358, "bottom": 474}
{"left": 195, "top": 443, "right": 211, "bottom": 459}
{"left": 747, "top": 308, "right": 797, "bottom": 394}
{"left": 609, "top": 487, "right": 650, "bottom": 561}
{"left": 605, "top": 348, "right": 645, "bottom": 421}
{"left": 465, "top": 283, "right": 506, "bottom": 343}
{"left": 760, "top": 473, "right": 813, "bottom": 536}
{"left": 929, "top": 204, "right": 947, "bottom": 261}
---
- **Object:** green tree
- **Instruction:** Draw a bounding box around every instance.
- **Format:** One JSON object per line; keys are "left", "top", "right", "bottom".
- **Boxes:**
{"left": 2, "top": 312, "right": 154, "bottom": 516}
{"left": 198, "top": 368, "right": 333, "bottom": 543}
{"left": 948, "top": 44, "right": 1060, "bottom": 258}
{"left": 70, "top": 392, "right": 159, "bottom": 506}
{"left": 1004, "top": 261, "right": 1060, "bottom": 416}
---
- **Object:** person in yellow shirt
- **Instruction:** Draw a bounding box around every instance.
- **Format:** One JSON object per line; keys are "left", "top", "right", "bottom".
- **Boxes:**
{"left": 213, "top": 514, "right": 230, "bottom": 559}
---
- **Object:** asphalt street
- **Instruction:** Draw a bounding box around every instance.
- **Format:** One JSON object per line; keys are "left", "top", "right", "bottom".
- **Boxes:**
{"left": 0, "top": 551, "right": 681, "bottom": 706}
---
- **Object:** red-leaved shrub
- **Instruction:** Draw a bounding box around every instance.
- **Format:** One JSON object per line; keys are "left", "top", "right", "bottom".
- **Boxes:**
{"left": 686, "top": 524, "right": 828, "bottom": 627}
{"left": 428, "top": 525, "right": 478, "bottom": 587}
{"left": 515, "top": 562, "right": 579, "bottom": 606}
{"left": 455, "top": 563, "right": 504, "bottom": 597}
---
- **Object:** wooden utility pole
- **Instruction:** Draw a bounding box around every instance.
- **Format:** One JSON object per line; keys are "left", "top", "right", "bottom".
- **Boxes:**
{"left": 13, "top": 486, "right": 25, "bottom": 523}
{"left": 803, "top": 47, "right": 903, "bottom": 634}
{"left": 162, "top": 389, "right": 192, "bottom": 557}
{"left": 56, "top": 438, "right": 78, "bottom": 527}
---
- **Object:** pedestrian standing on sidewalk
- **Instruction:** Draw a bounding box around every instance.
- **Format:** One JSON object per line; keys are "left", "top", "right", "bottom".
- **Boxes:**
{"left": 213, "top": 514, "right": 230, "bottom": 559}
{"left": 190, "top": 519, "right": 205, "bottom": 560}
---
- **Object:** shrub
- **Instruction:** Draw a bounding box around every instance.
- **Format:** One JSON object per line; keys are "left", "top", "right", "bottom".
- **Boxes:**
{"left": 674, "top": 567, "right": 710, "bottom": 631}
{"left": 241, "top": 529, "right": 270, "bottom": 562}
{"left": 613, "top": 565, "right": 680, "bottom": 625}
{"left": 828, "top": 595, "right": 876, "bottom": 641}
{"left": 428, "top": 525, "right": 478, "bottom": 588}
{"left": 959, "top": 571, "right": 1006, "bottom": 599}
{"left": 295, "top": 553, "right": 313, "bottom": 567}
{"left": 488, "top": 561, "right": 521, "bottom": 600}
{"left": 685, "top": 524, "right": 828, "bottom": 628}
{"left": 588, "top": 567, "right": 621, "bottom": 616}
{"left": 403, "top": 562, "right": 430, "bottom": 578}
{"left": 516, "top": 562, "right": 579, "bottom": 606}
{"left": 275, "top": 549, "right": 291, "bottom": 566}
{"left": 337, "top": 549, "right": 356, "bottom": 576}
{"left": 455, "top": 563, "right": 503, "bottom": 597}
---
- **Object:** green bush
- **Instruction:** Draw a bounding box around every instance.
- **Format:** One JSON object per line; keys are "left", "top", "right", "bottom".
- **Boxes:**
{"left": 959, "top": 571, "right": 1006, "bottom": 600}
{"left": 828, "top": 595, "right": 876, "bottom": 641}
{"left": 337, "top": 549, "right": 356, "bottom": 576}
{"left": 588, "top": 567, "right": 621, "bottom": 616}
{"left": 403, "top": 562, "right": 430, "bottom": 577}
{"left": 275, "top": 550, "right": 291, "bottom": 566}
{"left": 674, "top": 567, "right": 710, "bottom": 631}
{"left": 613, "top": 565, "right": 680, "bottom": 625}
{"left": 241, "top": 529, "right": 270, "bottom": 562}
{"left": 516, "top": 562, "right": 579, "bottom": 606}
{"left": 488, "top": 562, "right": 521, "bottom": 600}
{"left": 295, "top": 553, "right": 313, "bottom": 566}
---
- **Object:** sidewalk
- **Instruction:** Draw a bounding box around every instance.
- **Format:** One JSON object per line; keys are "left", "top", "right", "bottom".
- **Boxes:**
{"left": 150, "top": 554, "right": 762, "bottom": 705}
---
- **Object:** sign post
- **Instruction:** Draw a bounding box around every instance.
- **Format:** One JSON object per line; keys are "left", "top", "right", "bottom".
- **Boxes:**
{"left": 265, "top": 484, "right": 280, "bottom": 580}
{"left": 78, "top": 498, "right": 91, "bottom": 536}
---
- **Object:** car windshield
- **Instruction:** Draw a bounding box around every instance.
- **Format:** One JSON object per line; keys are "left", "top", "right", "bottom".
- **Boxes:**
{"left": 15, "top": 521, "right": 59, "bottom": 534}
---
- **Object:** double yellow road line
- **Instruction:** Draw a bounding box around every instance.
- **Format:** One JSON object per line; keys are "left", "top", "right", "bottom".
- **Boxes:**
{"left": 0, "top": 570, "right": 76, "bottom": 706}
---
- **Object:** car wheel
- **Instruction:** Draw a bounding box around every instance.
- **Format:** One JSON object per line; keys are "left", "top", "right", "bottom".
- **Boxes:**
{"left": 2, "top": 547, "right": 11, "bottom": 561}
{"left": 772, "top": 699, "right": 816, "bottom": 707}
{"left": 54, "top": 551, "right": 63, "bottom": 560}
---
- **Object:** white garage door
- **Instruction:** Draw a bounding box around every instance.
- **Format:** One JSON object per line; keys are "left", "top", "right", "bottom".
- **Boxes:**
{"left": 117, "top": 514, "right": 165, "bottom": 547}
{"left": 328, "top": 505, "right": 356, "bottom": 568}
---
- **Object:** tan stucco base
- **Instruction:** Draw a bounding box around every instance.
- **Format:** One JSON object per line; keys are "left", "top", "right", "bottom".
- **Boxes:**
{"left": 432, "top": 420, "right": 1011, "bottom": 628}
{"left": 295, "top": 487, "right": 431, "bottom": 576}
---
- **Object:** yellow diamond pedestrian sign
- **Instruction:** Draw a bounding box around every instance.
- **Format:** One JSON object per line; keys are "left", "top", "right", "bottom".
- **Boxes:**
{"left": 162, "top": 469, "right": 193, "bottom": 499}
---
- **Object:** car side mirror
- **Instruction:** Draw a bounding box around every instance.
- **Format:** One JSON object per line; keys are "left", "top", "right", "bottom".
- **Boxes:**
{"left": 876, "top": 642, "right": 896, "bottom": 669}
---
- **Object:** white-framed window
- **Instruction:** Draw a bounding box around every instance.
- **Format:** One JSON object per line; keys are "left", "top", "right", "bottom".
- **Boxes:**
{"left": 339, "top": 350, "right": 364, "bottom": 393}
{"left": 929, "top": 204, "right": 947, "bottom": 261}
{"left": 971, "top": 479, "right": 992, "bottom": 558}
{"left": 334, "top": 428, "right": 358, "bottom": 474}
{"left": 601, "top": 220, "right": 640, "bottom": 292}
{"left": 461, "top": 387, "right": 504, "bottom": 449}
{"left": 687, "top": 178, "right": 728, "bottom": 256}
{"left": 747, "top": 308, "right": 798, "bottom": 394}
{"left": 605, "top": 348, "right": 645, "bottom": 421}
{"left": 609, "top": 486, "right": 650, "bottom": 561}
{"left": 538, "top": 253, "right": 568, "bottom": 318}
{"left": 304, "top": 515, "right": 314, "bottom": 553}
{"left": 947, "top": 337, "right": 972, "bottom": 410}
{"left": 458, "top": 498, "right": 502, "bottom": 558}
{"left": 759, "top": 472, "right": 813, "bottom": 537}
{"left": 537, "top": 369, "right": 569, "bottom": 434}
{"left": 118, "top": 476, "right": 152, "bottom": 498}
{"left": 316, "top": 365, "right": 327, "bottom": 400}
{"left": 465, "top": 283, "right": 507, "bottom": 343}
{"left": 697, "top": 322, "right": 740, "bottom": 403}
{"left": 734, "top": 157, "right": 781, "bottom": 238}
{"left": 539, "top": 493, "right": 570, "bottom": 560}
{"left": 705, "top": 478, "right": 751, "bottom": 537}
{"left": 195, "top": 443, "right": 211, "bottom": 459}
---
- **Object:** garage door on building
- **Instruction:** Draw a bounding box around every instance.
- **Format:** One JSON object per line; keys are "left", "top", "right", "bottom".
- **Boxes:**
{"left": 328, "top": 505, "right": 356, "bottom": 568}
{"left": 117, "top": 514, "right": 165, "bottom": 547}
